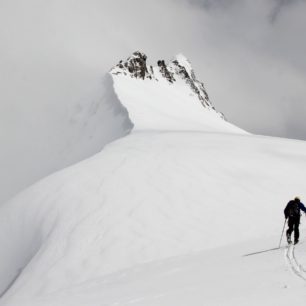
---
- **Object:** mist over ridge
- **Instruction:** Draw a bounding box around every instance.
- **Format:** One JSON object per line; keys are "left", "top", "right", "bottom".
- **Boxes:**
{"left": 1, "top": 0, "right": 306, "bottom": 203}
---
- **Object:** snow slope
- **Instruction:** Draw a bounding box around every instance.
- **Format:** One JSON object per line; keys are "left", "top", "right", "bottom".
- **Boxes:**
{"left": 111, "top": 52, "right": 245, "bottom": 134}
{"left": 1, "top": 53, "right": 306, "bottom": 305}
{"left": 1, "top": 132, "right": 306, "bottom": 305}
{"left": 112, "top": 74, "right": 243, "bottom": 133}
{"left": 10, "top": 238, "right": 305, "bottom": 306}
{"left": 0, "top": 74, "right": 133, "bottom": 205}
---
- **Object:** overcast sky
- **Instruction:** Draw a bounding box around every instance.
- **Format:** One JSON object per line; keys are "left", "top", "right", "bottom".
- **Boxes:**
{"left": 1, "top": 0, "right": 306, "bottom": 202}
{"left": 182, "top": 0, "right": 306, "bottom": 140}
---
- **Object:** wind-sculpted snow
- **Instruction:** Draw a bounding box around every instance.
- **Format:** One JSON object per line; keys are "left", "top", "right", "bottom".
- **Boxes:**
{"left": 0, "top": 53, "right": 305, "bottom": 305}
{"left": 1, "top": 132, "right": 306, "bottom": 305}
{"left": 111, "top": 52, "right": 243, "bottom": 130}
{"left": 0, "top": 74, "right": 133, "bottom": 205}
{"left": 111, "top": 71, "right": 245, "bottom": 133}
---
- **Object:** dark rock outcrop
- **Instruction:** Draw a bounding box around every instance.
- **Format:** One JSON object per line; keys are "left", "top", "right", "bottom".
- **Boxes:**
{"left": 169, "top": 59, "right": 211, "bottom": 108}
{"left": 111, "top": 51, "right": 153, "bottom": 80}
{"left": 157, "top": 60, "right": 175, "bottom": 83}
{"left": 110, "top": 51, "right": 225, "bottom": 120}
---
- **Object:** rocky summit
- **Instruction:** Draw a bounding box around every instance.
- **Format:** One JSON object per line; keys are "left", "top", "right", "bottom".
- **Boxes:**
{"left": 111, "top": 51, "right": 224, "bottom": 118}
{"left": 111, "top": 51, "right": 153, "bottom": 80}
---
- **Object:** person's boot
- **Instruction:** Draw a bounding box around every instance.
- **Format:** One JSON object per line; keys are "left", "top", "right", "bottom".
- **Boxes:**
{"left": 287, "top": 232, "right": 292, "bottom": 244}
{"left": 294, "top": 233, "right": 299, "bottom": 245}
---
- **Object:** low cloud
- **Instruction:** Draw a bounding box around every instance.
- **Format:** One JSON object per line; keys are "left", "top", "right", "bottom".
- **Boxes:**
{"left": 0, "top": 0, "right": 306, "bottom": 202}
{"left": 181, "top": 0, "right": 306, "bottom": 140}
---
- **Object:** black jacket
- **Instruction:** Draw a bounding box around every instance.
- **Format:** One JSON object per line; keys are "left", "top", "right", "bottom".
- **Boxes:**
{"left": 284, "top": 200, "right": 306, "bottom": 219}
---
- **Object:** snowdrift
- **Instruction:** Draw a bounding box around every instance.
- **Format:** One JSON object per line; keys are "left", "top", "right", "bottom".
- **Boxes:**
{"left": 1, "top": 131, "right": 306, "bottom": 305}
{"left": 111, "top": 52, "right": 245, "bottom": 134}
{"left": 0, "top": 74, "right": 133, "bottom": 205}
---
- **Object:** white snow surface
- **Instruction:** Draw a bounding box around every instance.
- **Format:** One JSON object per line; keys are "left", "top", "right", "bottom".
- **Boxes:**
{"left": 1, "top": 69, "right": 306, "bottom": 305}
{"left": 0, "top": 74, "right": 133, "bottom": 205}
{"left": 1, "top": 131, "right": 306, "bottom": 305}
{"left": 111, "top": 55, "right": 245, "bottom": 134}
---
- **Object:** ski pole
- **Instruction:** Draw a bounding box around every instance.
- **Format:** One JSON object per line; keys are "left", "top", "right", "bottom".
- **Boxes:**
{"left": 278, "top": 219, "right": 287, "bottom": 248}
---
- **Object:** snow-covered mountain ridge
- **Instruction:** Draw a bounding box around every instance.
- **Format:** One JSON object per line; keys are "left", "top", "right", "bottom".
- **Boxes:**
{"left": 111, "top": 51, "right": 214, "bottom": 110}
{"left": 110, "top": 52, "right": 244, "bottom": 133}
{"left": 1, "top": 53, "right": 306, "bottom": 305}
{"left": 2, "top": 131, "right": 306, "bottom": 305}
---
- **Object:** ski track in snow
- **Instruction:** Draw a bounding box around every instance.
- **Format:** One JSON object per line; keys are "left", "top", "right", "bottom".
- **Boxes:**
{"left": 285, "top": 244, "right": 306, "bottom": 281}
{"left": 3, "top": 131, "right": 306, "bottom": 304}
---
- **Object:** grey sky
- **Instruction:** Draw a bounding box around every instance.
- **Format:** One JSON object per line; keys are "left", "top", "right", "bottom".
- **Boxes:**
{"left": 269, "top": 0, "right": 302, "bottom": 22}
{"left": 180, "top": 0, "right": 306, "bottom": 140}
{"left": 1, "top": 0, "right": 306, "bottom": 203}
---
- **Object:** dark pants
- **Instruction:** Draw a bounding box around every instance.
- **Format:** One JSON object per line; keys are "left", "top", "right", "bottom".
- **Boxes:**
{"left": 287, "top": 216, "right": 300, "bottom": 241}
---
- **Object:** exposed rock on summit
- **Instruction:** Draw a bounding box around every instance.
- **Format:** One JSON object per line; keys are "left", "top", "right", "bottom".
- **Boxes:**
{"left": 111, "top": 51, "right": 225, "bottom": 119}
{"left": 168, "top": 56, "right": 211, "bottom": 108}
{"left": 157, "top": 60, "right": 176, "bottom": 83}
{"left": 112, "top": 51, "right": 153, "bottom": 80}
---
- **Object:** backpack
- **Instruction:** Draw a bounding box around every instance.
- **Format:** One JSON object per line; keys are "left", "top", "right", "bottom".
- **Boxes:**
{"left": 288, "top": 201, "right": 300, "bottom": 217}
